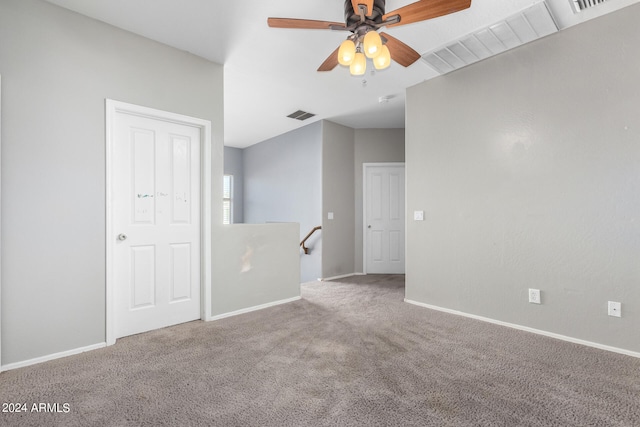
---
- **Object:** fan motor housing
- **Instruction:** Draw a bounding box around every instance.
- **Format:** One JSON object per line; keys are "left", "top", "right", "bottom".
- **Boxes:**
{"left": 345, "top": 0, "right": 386, "bottom": 25}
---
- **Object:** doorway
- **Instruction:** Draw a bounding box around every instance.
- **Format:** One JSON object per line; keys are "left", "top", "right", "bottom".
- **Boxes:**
{"left": 106, "top": 100, "right": 212, "bottom": 345}
{"left": 363, "top": 163, "right": 405, "bottom": 274}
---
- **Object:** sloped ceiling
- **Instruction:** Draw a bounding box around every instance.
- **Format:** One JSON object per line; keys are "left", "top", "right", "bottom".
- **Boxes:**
{"left": 44, "top": 0, "right": 639, "bottom": 147}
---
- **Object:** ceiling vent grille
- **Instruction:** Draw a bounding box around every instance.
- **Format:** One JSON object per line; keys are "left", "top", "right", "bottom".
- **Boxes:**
{"left": 422, "top": 1, "right": 558, "bottom": 75}
{"left": 287, "top": 110, "right": 316, "bottom": 121}
{"left": 570, "top": 0, "right": 610, "bottom": 13}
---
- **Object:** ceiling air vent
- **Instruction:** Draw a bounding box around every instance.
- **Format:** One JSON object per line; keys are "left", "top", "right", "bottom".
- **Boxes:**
{"left": 287, "top": 110, "right": 316, "bottom": 121}
{"left": 422, "top": 1, "right": 558, "bottom": 75}
{"left": 570, "top": 0, "right": 610, "bottom": 13}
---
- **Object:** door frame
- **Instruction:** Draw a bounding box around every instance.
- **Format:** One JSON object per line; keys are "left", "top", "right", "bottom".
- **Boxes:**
{"left": 362, "top": 162, "right": 405, "bottom": 274}
{"left": 105, "top": 99, "right": 212, "bottom": 346}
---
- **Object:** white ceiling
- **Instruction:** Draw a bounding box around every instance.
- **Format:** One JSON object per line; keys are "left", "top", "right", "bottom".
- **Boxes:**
{"left": 44, "top": 0, "right": 639, "bottom": 148}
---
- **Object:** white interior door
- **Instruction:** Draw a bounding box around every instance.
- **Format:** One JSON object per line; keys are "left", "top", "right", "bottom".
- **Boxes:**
{"left": 112, "top": 110, "right": 201, "bottom": 339}
{"left": 365, "top": 164, "right": 405, "bottom": 274}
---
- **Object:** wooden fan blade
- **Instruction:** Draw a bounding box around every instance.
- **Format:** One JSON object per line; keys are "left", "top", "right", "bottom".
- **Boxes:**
{"left": 268, "top": 17, "right": 346, "bottom": 30}
{"left": 383, "top": 0, "right": 471, "bottom": 28}
{"left": 351, "top": 0, "right": 375, "bottom": 17}
{"left": 318, "top": 47, "right": 340, "bottom": 72}
{"left": 380, "top": 32, "right": 421, "bottom": 67}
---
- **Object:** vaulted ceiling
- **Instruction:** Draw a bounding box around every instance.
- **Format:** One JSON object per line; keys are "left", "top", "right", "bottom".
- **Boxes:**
{"left": 45, "top": 0, "right": 639, "bottom": 147}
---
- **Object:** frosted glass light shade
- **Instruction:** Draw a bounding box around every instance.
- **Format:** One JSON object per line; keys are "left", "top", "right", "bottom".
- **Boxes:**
{"left": 373, "top": 45, "right": 391, "bottom": 70}
{"left": 350, "top": 52, "right": 366, "bottom": 75}
{"left": 338, "top": 39, "right": 356, "bottom": 66}
{"left": 363, "top": 31, "right": 382, "bottom": 58}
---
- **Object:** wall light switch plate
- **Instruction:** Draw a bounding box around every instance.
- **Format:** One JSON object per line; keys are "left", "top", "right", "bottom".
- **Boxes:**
{"left": 327, "top": 212, "right": 334, "bottom": 220}
{"left": 414, "top": 211, "right": 424, "bottom": 221}
{"left": 608, "top": 301, "right": 622, "bottom": 317}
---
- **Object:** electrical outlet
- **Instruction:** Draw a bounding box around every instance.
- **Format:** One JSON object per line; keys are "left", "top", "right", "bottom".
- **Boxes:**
{"left": 608, "top": 301, "right": 622, "bottom": 318}
{"left": 528, "top": 288, "right": 541, "bottom": 304}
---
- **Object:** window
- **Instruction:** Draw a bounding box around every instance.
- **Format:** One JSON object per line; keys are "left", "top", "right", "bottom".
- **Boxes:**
{"left": 223, "top": 174, "right": 233, "bottom": 224}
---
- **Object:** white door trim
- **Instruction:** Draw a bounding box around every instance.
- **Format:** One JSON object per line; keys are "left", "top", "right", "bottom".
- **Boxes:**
{"left": 105, "top": 99, "right": 212, "bottom": 346}
{"left": 362, "top": 162, "right": 405, "bottom": 274}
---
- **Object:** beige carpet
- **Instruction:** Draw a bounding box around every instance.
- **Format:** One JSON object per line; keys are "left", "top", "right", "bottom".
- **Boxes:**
{"left": 1, "top": 274, "right": 639, "bottom": 426}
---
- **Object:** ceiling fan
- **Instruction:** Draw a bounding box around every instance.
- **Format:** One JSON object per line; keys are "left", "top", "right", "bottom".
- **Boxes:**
{"left": 268, "top": 0, "right": 472, "bottom": 75}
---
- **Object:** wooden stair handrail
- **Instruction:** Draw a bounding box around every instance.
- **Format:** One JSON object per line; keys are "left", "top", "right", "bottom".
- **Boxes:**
{"left": 300, "top": 226, "right": 322, "bottom": 254}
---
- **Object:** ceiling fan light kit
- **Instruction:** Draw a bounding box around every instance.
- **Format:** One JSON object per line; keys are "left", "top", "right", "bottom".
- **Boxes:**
{"left": 350, "top": 51, "right": 368, "bottom": 75}
{"left": 338, "top": 39, "right": 357, "bottom": 65}
{"left": 339, "top": 29, "right": 391, "bottom": 75}
{"left": 268, "top": 0, "right": 472, "bottom": 75}
{"left": 373, "top": 45, "right": 391, "bottom": 70}
{"left": 363, "top": 30, "right": 382, "bottom": 58}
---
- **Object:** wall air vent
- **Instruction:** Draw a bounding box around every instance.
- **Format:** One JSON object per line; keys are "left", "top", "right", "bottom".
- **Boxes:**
{"left": 422, "top": 1, "right": 558, "bottom": 75}
{"left": 287, "top": 110, "right": 316, "bottom": 121}
{"left": 570, "top": 0, "right": 610, "bottom": 13}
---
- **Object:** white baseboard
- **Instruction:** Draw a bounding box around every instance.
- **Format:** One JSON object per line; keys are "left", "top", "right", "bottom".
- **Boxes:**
{"left": 1, "top": 342, "right": 107, "bottom": 372}
{"left": 207, "top": 296, "right": 301, "bottom": 321}
{"left": 319, "top": 273, "right": 359, "bottom": 281}
{"left": 405, "top": 299, "right": 640, "bottom": 359}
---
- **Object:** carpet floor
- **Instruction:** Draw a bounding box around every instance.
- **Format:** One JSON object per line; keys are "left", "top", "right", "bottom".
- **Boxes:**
{"left": 1, "top": 275, "right": 639, "bottom": 426}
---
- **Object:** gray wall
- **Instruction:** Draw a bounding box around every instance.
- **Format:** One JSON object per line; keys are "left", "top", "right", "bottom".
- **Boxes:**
{"left": 243, "top": 122, "right": 323, "bottom": 282}
{"left": 0, "top": 0, "right": 224, "bottom": 365}
{"left": 211, "top": 223, "right": 300, "bottom": 316}
{"left": 406, "top": 4, "right": 640, "bottom": 353}
{"left": 224, "top": 146, "right": 244, "bottom": 223}
{"left": 354, "top": 129, "right": 405, "bottom": 273}
{"left": 322, "top": 121, "right": 355, "bottom": 279}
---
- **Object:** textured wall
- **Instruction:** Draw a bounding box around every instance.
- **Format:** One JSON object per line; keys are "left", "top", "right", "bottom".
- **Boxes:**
{"left": 354, "top": 129, "right": 405, "bottom": 273}
{"left": 0, "top": 0, "right": 224, "bottom": 365}
{"left": 211, "top": 223, "right": 300, "bottom": 316}
{"left": 406, "top": 4, "right": 640, "bottom": 353}
{"left": 243, "top": 122, "right": 323, "bottom": 282}
{"left": 322, "top": 121, "right": 355, "bottom": 279}
{"left": 224, "top": 146, "right": 244, "bottom": 224}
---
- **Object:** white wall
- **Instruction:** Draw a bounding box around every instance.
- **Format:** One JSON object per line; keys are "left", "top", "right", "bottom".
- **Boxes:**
{"left": 211, "top": 223, "right": 300, "bottom": 317}
{"left": 243, "top": 122, "right": 323, "bottom": 282}
{"left": 354, "top": 129, "right": 405, "bottom": 273}
{"left": 0, "top": 0, "right": 224, "bottom": 366}
{"left": 406, "top": 4, "right": 640, "bottom": 353}
{"left": 322, "top": 121, "right": 355, "bottom": 279}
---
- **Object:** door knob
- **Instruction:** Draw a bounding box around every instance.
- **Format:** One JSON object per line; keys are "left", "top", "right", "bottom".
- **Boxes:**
{"left": 118, "top": 233, "right": 127, "bottom": 241}
{"left": 367, "top": 225, "right": 372, "bottom": 229}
